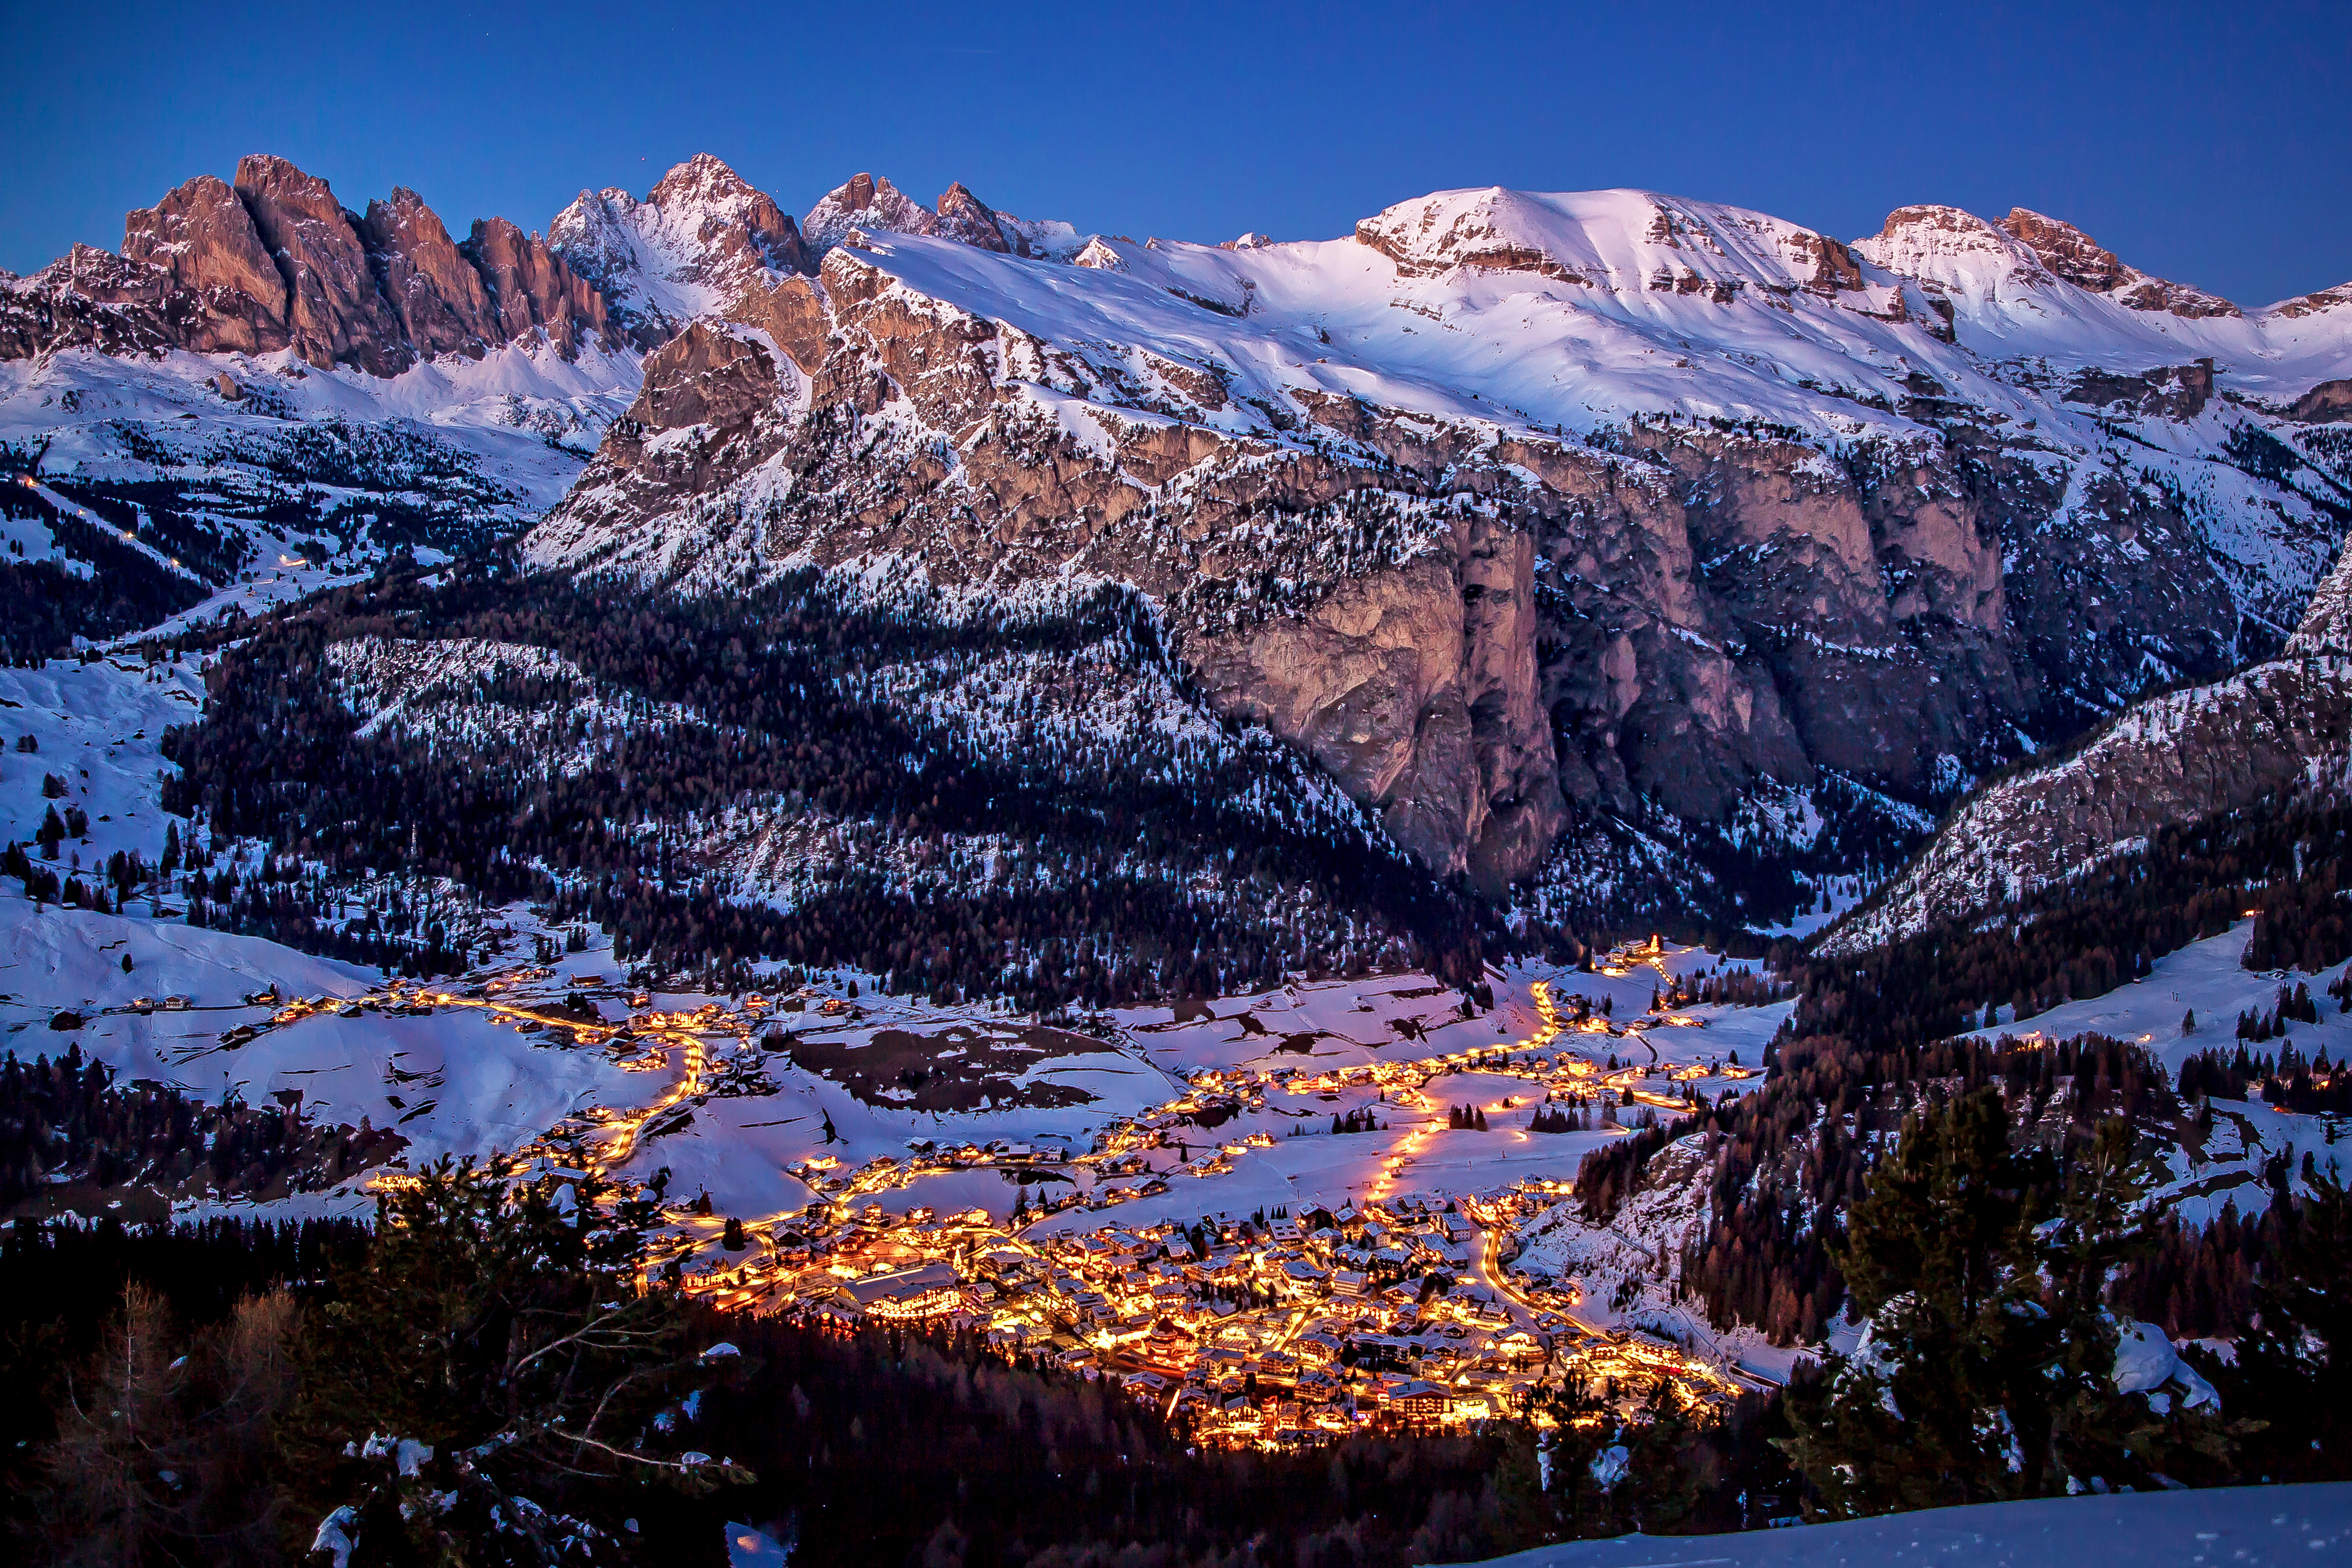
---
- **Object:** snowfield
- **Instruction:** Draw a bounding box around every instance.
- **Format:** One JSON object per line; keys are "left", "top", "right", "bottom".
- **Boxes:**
{"left": 1465, "top": 1482, "right": 2352, "bottom": 1568}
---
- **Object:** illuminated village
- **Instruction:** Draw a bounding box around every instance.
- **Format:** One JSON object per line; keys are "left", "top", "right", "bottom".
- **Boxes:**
{"left": 639, "top": 951, "right": 1774, "bottom": 1449}
{"left": 189, "top": 931, "right": 1783, "bottom": 1452}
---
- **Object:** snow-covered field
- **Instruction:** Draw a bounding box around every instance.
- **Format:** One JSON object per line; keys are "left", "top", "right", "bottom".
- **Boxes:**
{"left": 1469, "top": 1482, "right": 2352, "bottom": 1568}
{"left": 1961, "top": 919, "right": 2351, "bottom": 1078}
{"left": 0, "top": 654, "right": 1785, "bottom": 1246}
{"left": 1955, "top": 918, "right": 2352, "bottom": 1221}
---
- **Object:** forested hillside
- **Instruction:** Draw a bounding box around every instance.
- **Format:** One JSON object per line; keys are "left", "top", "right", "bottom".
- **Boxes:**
{"left": 156, "top": 559, "right": 1501, "bottom": 1015}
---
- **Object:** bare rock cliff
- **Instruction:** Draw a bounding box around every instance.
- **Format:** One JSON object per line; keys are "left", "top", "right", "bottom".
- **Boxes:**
{"left": 359, "top": 186, "right": 501, "bottom": 359}
{"left": 119, "top": 173, "right": 291, "bottom": 353}
{"left": 530, "top": 240, "right": 2227, "bottom": 896}
{"left": 232, "top": 155, "right": 412, "bottom": 375}
{"left": 0, "top": 155, "right": 615, "bottom": 371}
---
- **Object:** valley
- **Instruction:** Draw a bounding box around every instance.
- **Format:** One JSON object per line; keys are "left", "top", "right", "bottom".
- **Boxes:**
{"left": 0, "top": 127, "right": 2348, "bottom": 1567}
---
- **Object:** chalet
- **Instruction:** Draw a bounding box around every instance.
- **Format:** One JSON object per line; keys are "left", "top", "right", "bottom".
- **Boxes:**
{"left": 835, "top": 1262, "right": 964, "bottom": 1320}
{"left": 1387, "top": 1380, "right": 1452, "bottom": 1424}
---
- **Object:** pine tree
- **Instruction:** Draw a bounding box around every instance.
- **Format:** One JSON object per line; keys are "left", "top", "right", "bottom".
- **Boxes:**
{"left": 2233, "top": 1167, "right": 2352, "bottom": 1477}
{"left": 1782, "top": 1093, "right": 2244, "bottom": 1516}
{"left": 287, "top": 1157, "right": 742, "bottom": 1562}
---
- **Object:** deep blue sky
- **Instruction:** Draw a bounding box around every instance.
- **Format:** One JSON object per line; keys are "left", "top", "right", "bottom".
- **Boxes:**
{"left": 7, "top": 1, "right": 2347, "bottom": 308}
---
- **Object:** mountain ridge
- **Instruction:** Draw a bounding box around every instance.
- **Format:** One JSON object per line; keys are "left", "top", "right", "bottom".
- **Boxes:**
{"left": 515, "top": 164, "right": 2352, "bottom": 919}
{"left": 6, "top": 152, "right": 2351, "bottom": 926}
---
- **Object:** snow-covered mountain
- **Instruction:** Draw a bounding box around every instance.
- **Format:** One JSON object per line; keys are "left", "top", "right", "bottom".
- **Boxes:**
{"left": 547, "top": 153, "right": 814, "bottom": 350}
{"left": 523, "top": 174, "right": 2352, "bottom": 916}
{"left": 0, "top": 155, "right": 645, "bottom": 655}
{"left": 7, "top": 151, "right": 2351, "bottom": 924}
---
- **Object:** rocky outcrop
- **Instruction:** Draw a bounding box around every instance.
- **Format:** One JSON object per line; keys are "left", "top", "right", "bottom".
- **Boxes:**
{"left": 802, "top": 173, "right": 940, "bottom": 255}
{"left": 360, "top": 187, "right": 500, "bottom": 359}
{"left": 2065, "top": 359, "right": 2215, "bottom": 419}
{"left": 2270, "top": 284, "right": 2352, "bottom": 321}
{"left": 232, "top": 155, "right": 412, "bottom": 374}
{"left": 1999, "top": 208, "right": 2133, "bottom": 292}
{"left": 0, "top": 245, "right": 183, "bottom": 358}
{"left": 1999, "top": 207, "right": 2243, "bottom": 319}
{"left": 2288, "top": 378, "right": 2352, "bottom": 424}
{"left": 1187, "top": 522, "right": 1567, "bottom": 892}
{"left": 460, "top": 217, "right": 611, "bottom": 357}
{"left": 934, "top": 182, "right": 1011, "bottom": 253}
{"left": 600, "top": 320, "right": 781, "bottom": 495}
{"left": 0, "top": 155, "right": 615, "bottom": 373}
{"left": 119, "top": 174, "right": 291, "bottom": 353}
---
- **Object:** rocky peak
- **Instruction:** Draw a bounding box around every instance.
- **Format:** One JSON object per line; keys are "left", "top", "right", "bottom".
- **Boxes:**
{"left": 1, "top": 154, "right": 621, "bottom": 373}
{"left": 358, "top": 187, "right": 500, "bottom": 360}
{"left": 1999, "top": 206, "right": 2241, "bottom": 319}
{"left": 934, "top": 182, "right": 1011, "bottom": 253}
{"left": 2267, "top": 281, "right": 2352, "bottom": 321}
{"left": 802, "top": 173, "right": 940, "bottom": 255}
{"left": 459, "top": 217, "right": 611, "bottom": 358}
{"left": 643, "top": 153, "right": 811, "bottom": 278}
{"left": 1998, "top": 208, "right": 2131, "bottom": 291}
{"left": 232, "top": 154, "right": 412, "bottom": 375}
{"left": 548, "top": 155, "right": 810, "bottom": 350}
{"left": 1854, "top": 204, "right": 2050, "bottom": 286}
{"left": 115, "top": 173, "right": 291, "bottom": 356}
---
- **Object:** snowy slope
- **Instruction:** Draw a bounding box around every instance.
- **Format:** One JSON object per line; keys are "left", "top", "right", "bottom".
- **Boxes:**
{"left": 0, "top": 336, "right": 637, "bottom": 648}
{"left": 1, "top": 337, "right": 634, "bottom": 507}
{"left": 0, "top": 653, "right": 206, "bottom": 865}
{"left": 828, "top": 184, "right": 2349, "bottom": 450}
{"left": 1467, "top": 1483, "right": 2352, "bottom": 1568}
{"left": 1858, "top": 205, "right": 2352, "bottom": 400}
{"left": 1826, "top": 541, "right": 2352, "bottom": 955}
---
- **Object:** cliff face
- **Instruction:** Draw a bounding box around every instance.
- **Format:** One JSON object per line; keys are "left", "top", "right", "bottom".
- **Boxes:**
{"left": 358, "top": 187, "right": 501, "bottom": 359}
{"left": 526, "top": 199, "right": 2348, "bottom": 902}
{"left": 1824, "top": 545, "right": 2352, "bottom": 955}
{"left": 118, "top": 173, "right": 291, "bottom": 353}
{"left": 0, "top": 156, "right": 613, "bottom": 372}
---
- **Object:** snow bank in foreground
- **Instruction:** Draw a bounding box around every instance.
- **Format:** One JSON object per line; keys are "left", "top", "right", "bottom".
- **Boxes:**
{"left": 1458, "top": 1485, "right": 2342, "bottom": 1568}
{"left": 1462, "top": 1482, "right": 2351, "bottom": 1568}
